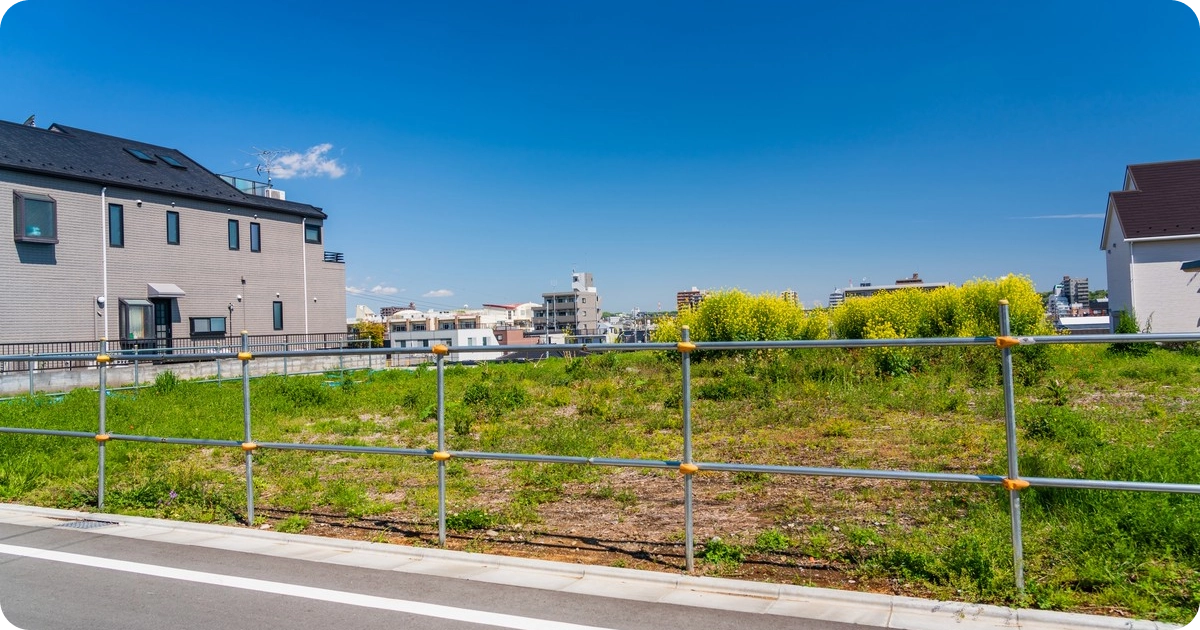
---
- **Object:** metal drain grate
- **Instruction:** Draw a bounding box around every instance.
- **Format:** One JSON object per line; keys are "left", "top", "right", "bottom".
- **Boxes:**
{"left": 56, "top": 519, "right": 119, "bottom": 530}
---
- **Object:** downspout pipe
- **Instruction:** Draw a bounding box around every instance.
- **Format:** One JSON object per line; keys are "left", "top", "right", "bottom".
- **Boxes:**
{"left": 101, "top": 187, "right": 109, "bottom": 340}
{"left": 302, "top": 218, "right": 309, "bottom": 335}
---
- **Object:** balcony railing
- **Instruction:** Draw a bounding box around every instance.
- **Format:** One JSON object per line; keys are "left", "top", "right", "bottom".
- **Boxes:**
{"left": 324, "top": 251, "right": 345, "bottom": 263}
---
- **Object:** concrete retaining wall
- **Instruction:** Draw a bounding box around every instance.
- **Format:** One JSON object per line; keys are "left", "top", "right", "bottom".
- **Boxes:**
{"left": 0, "top": 354, "right": 395, "bottom": 397}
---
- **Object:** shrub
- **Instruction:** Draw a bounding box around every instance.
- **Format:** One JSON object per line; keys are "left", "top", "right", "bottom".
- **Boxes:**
{"left": 1108, "top": 310, "right": 1153, "bottom": 357}
{"left": 462, "top": 381, "right": 529, "bottom": 415}
{"left": 446, "top": 508, "right": 497, "bottom": 531}
{"left": 654, "top": 276, "right": 1050, "bottom": 345}
{"left": 652, "top": 289, "right": 824, "bottom": 342}
{"left": 699, "top": 536, "right": 745, "bottom": 566}
{"left": 152, "top": 370, "right": 179, "bottom": 394}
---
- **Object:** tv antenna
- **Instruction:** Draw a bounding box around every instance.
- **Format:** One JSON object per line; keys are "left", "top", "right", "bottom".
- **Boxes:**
{"left": 250, "top": 147, "right": 286, "bottom": 190}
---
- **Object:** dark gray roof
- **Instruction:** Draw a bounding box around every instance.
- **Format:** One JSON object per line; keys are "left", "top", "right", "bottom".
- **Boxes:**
{"left": 0, "top": 121, "right": 326, "bottom": 220}
{"left": 1107, "top": 158, "right": 1200, "bottom": 241}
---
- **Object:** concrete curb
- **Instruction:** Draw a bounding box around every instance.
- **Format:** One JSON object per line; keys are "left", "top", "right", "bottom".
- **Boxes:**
{"left": 0, "top": 504, "right": 1183, "bottom": 629}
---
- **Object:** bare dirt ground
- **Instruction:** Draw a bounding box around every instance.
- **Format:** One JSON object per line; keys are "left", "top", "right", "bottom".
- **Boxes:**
{"left": 255, "top": 466, "right": 952, "bottom": 602}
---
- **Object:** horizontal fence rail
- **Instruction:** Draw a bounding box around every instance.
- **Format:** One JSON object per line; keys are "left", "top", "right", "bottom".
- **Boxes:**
{"left": 1, "top": 304, "right": 1199, "bottom": 591}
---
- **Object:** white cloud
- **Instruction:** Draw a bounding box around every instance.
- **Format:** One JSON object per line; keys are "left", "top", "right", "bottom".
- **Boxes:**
{"left": 272, "top": 144, "right": 346, "bottom": 179}
{"left": 346, "top": 284, "right": 401, "bottom": 296}
{"left": 1025, "top": 214, "right": 1104, "bottom": 219}
{"left": 423, "top": 289, "right": 454, "bottom": 298}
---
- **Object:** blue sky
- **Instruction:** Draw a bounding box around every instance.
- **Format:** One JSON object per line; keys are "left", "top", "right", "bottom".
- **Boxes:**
{"left": 2, "top": 1, "right": 1199, "bottom": 315}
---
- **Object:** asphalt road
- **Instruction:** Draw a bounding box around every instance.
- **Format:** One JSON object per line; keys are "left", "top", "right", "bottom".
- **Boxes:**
{"left": 0, "top": 522, "right": 866, "bottom": 630}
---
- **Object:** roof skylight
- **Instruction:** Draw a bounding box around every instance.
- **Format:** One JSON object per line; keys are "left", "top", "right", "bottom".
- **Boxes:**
{"left": 125, "top": 148, "right": 155, "bottom": 163}
{"left": 157, "top": 154, "right": 186, "bottom": 168}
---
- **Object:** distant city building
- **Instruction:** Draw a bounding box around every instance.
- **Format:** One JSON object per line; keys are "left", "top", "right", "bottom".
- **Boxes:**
{"left": 482, "top": 302, "right": 540, "bottom": 329}
{"left": 379, "top": 304, "right": 416, "bottom": 318}
{"left": 532, "top": 272, "right": 602, "bottom": 334}
{"left": 1056, "top": 315, "right": 1111, "bottom": 335}
{"left": 833, "top": 274, "right": 950, "bottom": 303}
{"left": 347, "top": 305, "right": 382, "bottom": 327}
{"left": 1045, "top": 276, "right": 1094, "bottom": 323}
{"left": 386, "top": 308, "right": 501, "bottom": 362}
{"left": 1064, "top": 276, "right": 1089, "bottom": 307}
{"left": 780, "top": 289, "right": 798, "bottom": 305}
{"left": 677, "top": 287, "right": 706, "bottom": 310}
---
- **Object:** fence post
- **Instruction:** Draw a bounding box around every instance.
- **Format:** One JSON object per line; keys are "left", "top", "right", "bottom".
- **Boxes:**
{"left": 97, "top": 339, "right": 109, "bottom": 511}
{"left": 134, "top": 350, "right": 140, "bottom": 394}
{"left": 680, "top": 327, "right": 696, "bottom": 572}
{"left": 27, "top": 354, "right": 34, "bottom": 397}
{"left": 999, "top": 300, "right": 1026, "bottom": 592}
{"left": 240, "top": 331, "right": 256, "bottom": 524}
{"left": 433, "top": 345, "right": 449, "bottom": 546}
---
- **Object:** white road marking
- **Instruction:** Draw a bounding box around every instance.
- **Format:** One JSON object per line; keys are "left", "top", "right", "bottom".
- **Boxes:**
{"left": 0, "top": 543, "right": 615, "bottom": 630}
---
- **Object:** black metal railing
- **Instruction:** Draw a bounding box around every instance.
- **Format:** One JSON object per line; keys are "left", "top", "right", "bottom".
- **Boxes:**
{"left": 0, "top": 332, "right": 360, "bottom": 374}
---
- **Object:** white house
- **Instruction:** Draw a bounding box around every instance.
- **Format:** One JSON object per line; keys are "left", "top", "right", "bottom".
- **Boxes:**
{"left": 1102, "top": 158, "right": 1200, "bottom": 333}
{"left": 387, "top": 309, "right": 502, "bottom": 362}
{"left": 481, "top": 302, "right": 540, "bottom": 329}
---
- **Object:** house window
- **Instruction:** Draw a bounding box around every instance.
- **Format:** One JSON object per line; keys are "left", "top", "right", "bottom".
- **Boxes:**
{"left": 119, "top": 299, "right": 153, "bottom": 341}
{"left": 412, "top": 323, "right": 426, "bottom": 331}
{"left": 305, "top": 223, "right": 322, "bottom": 244}
{"left": 189, "top": 317, "right": 228, "bottom": 336}
{"left": 482, "top": 337, "right": 489, "bottom": 346}
{"left": 13, "top": 191, "right": 57, "bottom": 243}
{"left": 166, "top": 211, "right": 179, "bottom": 245}
{"left": 272, "top": 301, "right": 283, "bottom": 330}
{"left": 108, "top": 204, "right": 124, "bottom": 248}
{"left": 228, "top": 219, "right": 239, "bottom": 250}
{"left": 250, "top": 222, "right": 261, "bottom": 252}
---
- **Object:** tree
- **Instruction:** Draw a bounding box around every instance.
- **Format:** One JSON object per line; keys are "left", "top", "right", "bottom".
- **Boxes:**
{"left": 352, "top": 321, "right": 386, "bottom": 348}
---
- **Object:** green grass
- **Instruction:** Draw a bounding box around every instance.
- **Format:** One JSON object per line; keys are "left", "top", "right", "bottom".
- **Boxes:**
{"left": 1, "top": 344, "right": 1199, "bottom": 622}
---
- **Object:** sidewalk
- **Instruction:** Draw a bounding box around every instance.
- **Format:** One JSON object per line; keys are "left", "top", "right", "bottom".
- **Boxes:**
{"left": 0, "top": 504, "right": 1183, "bottom": 630}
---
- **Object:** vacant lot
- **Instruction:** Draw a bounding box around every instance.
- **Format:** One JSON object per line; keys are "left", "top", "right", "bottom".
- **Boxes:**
{"left": 1, "top": 342, "right": 1198, "bottom": 623}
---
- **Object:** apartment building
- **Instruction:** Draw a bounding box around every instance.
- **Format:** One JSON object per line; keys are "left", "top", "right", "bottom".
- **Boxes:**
{"left": 531, "top": 272, "right": 602, "bottom": 335}
{"left": 676, "top": 287, "right": 705, "bottom": 310}
{"left": 0, "top": 119, "right": 345, "bottom": 346}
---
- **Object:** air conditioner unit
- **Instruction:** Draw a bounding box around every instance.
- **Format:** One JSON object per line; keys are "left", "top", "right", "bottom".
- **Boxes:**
{"left": 265, "top": 188, "right": 286, "bottom": 200}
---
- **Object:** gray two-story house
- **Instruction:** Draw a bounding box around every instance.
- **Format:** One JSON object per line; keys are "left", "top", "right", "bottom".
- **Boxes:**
{"left": 0, "top": 119, "right": 345, "bottom": 346}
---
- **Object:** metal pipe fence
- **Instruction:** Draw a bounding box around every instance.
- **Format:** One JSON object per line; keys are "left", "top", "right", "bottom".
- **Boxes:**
{"left": 0, "top": 335, "right": 371, "bottom": 400}
{"left": 2, "top": 303, "right": 1200, "bottom": 593}
{"left": 0, "top": 332, "right": 364, "bottom": 375}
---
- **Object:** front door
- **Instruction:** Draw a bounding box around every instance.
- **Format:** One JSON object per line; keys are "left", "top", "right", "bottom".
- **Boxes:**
{"left": 150, "top": 298, "right": 173, "bottom": 351}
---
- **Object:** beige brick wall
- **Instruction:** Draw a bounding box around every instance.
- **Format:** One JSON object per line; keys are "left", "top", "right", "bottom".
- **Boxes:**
{"left": 1, "top": 169, "right": 345, "bottom": 343}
